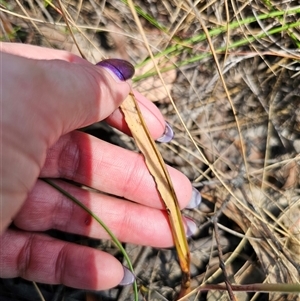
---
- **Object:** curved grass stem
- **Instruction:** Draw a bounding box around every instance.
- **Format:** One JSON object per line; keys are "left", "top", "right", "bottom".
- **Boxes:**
{"left": 42, "top": 178, "right": 139, "bottom": 301}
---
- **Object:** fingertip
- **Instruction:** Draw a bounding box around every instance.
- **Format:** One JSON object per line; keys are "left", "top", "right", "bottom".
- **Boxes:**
{"left": 185, "top": 187, "right": 202, "bottom": 209}
{"left": 63, "top": 245, "right": 126, "bottom": 290}
{"left": 96, "top": 59, "right": 135, "bottom": 81}
{"left": 156, "top": 121, "right": 174, "bottom": 143}
{"left": 34, "top": 58, "right": 132, "bottom": 136}
{"left": 133, "top": 90, "right": 166, "bottom": 139}
{"left": 106, "top": 89, "right": 166, "bottom": 140}
{"left": 92, "top": 254, "right": 127, "bottom": 290}
{"left": 119, "top": 266, "right": 135, "bottom": 286}
{"left": 183, "top": 216, "right": 198, "bottom": 237}
{"left": 167, "top": 166, "right": 194, "bottom": 210}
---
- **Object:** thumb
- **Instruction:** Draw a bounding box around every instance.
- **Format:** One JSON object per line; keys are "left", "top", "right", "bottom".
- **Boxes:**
{"left": 2, "top": 44, "right": 134, "bottom": 145}
{"left": 2, "top": 50, "right": 134, "bottom": 145}
{"left": 35, "top": 57, "right": 134, "bottom": 138}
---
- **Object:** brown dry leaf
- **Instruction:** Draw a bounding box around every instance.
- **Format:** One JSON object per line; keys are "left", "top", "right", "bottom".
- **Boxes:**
{"left": 120, "top": 91, "right": 191, "bottom": 298}
{"left": 133, "top": 58, "right": 177, "bottom": 103}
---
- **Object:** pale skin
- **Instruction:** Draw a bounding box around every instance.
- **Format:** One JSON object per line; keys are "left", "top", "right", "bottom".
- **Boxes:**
{"left": 0, "top": 43, "right": 193, "bottom": 290}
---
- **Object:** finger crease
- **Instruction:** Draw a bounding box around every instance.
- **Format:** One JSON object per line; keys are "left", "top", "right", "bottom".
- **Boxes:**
{"left": 122, "top": 155, "right": 143, "bottom": 199}
{"left": 53, "top": 187, "right": 75, "bottom": 229}
{"left": 58, "top": 134, "right": 81, "bottom": 180}
{"left": 54, "top": 243, "right": 68, "bottom": 284}
{"left": 17, "top": 233, "right": 35, "bottom": 279}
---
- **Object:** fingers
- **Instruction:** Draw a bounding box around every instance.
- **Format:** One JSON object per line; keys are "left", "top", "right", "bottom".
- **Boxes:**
{"left": 105, "top": 90, "right": 167, "bottom": 140}
{"left": 40, "top": 131, "right": 193, "bottom": 210}
{"left": 14, "top": 180, "right": 179, "bottom": 247}
{"left": 1, "top": 50, "right": 132, "bottom": 231}
{"left": 0, "top": 229, "right": 126, "bottom": 290}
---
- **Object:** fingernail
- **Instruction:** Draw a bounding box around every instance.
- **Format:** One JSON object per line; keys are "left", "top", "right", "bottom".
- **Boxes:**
{"left": 96, "top": 59, "right": 135, "bottom": 81}
{"left": 119, "top": 266, "right": 135, "bottom": 286}
{"left": 184, "top": 217, "right": 198, "bottom": 237}
{"left": 186, "top": 187, "right": 202, "bottom": 209}
{"left": 156, "top": 122, "right": 174, "bottom": 143}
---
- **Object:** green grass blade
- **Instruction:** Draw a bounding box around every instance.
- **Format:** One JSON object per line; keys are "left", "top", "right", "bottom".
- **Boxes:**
{"left": 120, "top": 0, "right": 167, "bottom": 32}
{"left": 133, "top": 22, "right": 300, "bottom": 81}
{"left": 42, "top": 178, "right": 139, "bottom": 301}
{"left": 132, "top": 6, "right": 300, "bottom": 81}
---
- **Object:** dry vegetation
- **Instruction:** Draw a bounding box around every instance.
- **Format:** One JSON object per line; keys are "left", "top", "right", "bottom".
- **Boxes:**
{"left": 1, "top": 0, "right": 300, "bottom": 300}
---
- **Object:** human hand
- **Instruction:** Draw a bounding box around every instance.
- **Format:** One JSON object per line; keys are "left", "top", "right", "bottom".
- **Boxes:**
{"left": 0, "top": 43, "right": 201, "bottom": 290}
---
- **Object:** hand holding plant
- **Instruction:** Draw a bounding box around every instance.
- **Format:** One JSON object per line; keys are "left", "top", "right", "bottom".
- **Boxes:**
{"left": 0, "top": 43, "right": 200, "bottom": 291}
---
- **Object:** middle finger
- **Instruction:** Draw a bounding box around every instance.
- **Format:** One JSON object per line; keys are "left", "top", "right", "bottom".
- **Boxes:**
{"left": 14, "top": 180, "right": 195, "bottom": 247}
{"left": 40, "top": 131, "right": 194, "bottom": 210}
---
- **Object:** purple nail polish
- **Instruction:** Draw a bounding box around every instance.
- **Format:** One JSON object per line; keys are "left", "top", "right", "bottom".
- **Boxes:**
{"left": 119, "top": 266, "right": 135, "bottom": 286}
{"left": 96, "top": 59, "right": 135, "bottom": 81}
{"left": 156, "top": 122, "right": 174, "bottom": 143}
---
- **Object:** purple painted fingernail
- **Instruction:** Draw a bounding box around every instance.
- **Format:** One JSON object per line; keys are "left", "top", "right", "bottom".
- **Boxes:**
{"left": 156, "top": 122, "right": 174, "bottom": 143}
{"left": 119, "top": 266, "right": 135, "bottom": 286}
{"left": 96, "top": 59, "right": 135, "bottom": 81}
